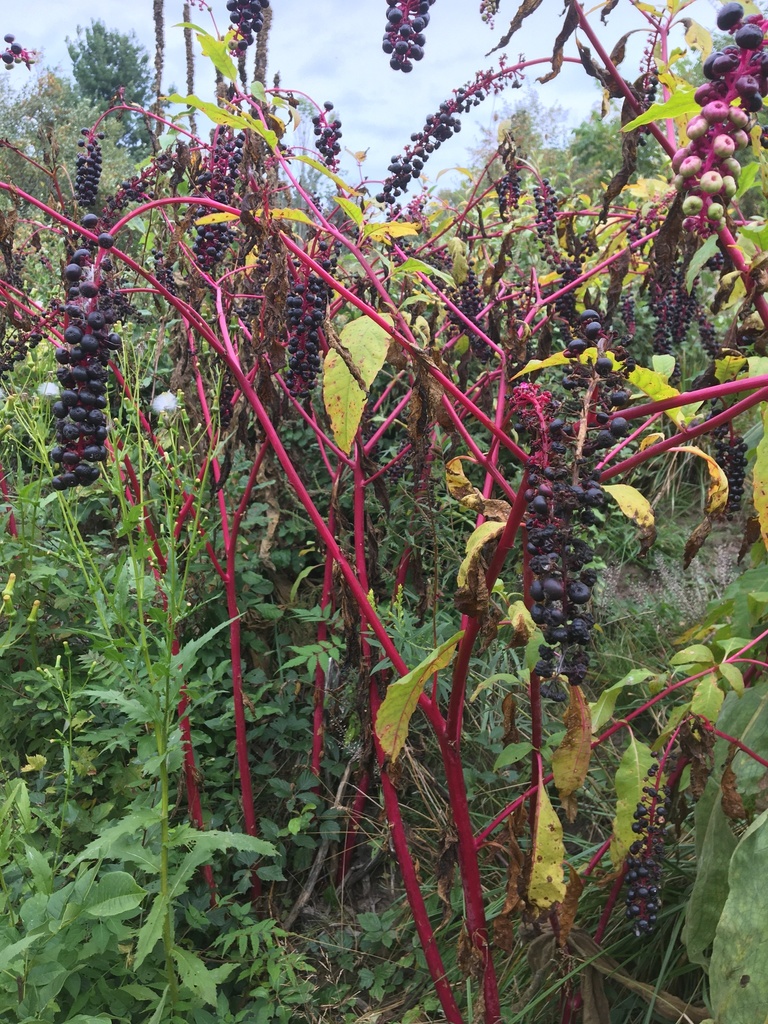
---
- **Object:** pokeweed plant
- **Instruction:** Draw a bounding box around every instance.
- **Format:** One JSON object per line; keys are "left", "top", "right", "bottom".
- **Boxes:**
{"left": 2, "top": 0, "right": 768, "bottom": 1022}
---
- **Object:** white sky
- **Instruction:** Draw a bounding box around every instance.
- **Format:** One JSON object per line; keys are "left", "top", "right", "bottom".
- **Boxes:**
{"left": 4, "top": 0, "right": 721, "bottom": 194}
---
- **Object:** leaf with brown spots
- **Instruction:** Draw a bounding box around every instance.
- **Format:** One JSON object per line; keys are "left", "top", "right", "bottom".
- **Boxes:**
{"left": 722, "top": 746, "right": 747, "bottom": 820}
{"left": 557, "top": 865, "right": 584, "bottom": 947}
{"left": 552, "top": 687, "right": 592, "bottom": 821}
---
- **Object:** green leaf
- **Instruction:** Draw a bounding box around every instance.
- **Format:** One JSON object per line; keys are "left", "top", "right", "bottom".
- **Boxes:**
{"left": 173, "top": 946, "right": 235, "bottom": 1006}
{"left": 735, "top": 160, "right": 761, "bottom": 201}
{"left": 83, "top": 871, "right": 146, "bottom": 918}
{"left": 24, "top": 845, "right": 52, "bottom": 894}
{"left": 691, "top": 673, "right": 725, "bottom": 723}
{"left": 719, "top": 662, "right": 745, "bottom": 697}
{"left": 323, "top": 317, "right": 391, "bottom": 455}
{"left": 670, "top": 644, "right": 714, "bottom": 667}
{"left": 753, "top": 404, "right": 768, "bottom": 552}
{"left": 134, "top": 893, "right": 169, "bottom": 971}
{"left": 685, "top": 234, "right": 720, "bottom": 293}
{"left": 717, "top": 683, "right": 768, "bottom": 810}
{"left": 291, "top": 154, "right": 360, "bottom": 194}
{"left": 391, "top": 257, "right": 454, "bottom": 286}
{"left": 166, "top": 93, "right": 277, "bottom": 147}
{"left": 528, "top": 785, "right": 566, "bottom": 909}
{"left": 589, "top": 669, "right": 654, "bottom": 732}
{"left": 170, "top": 830, "right": 278, "bottom": 898}
{"left": 196, "top": 31, "right": 238, "bottom": 81}
{"left": 682, "top": 778, "right": 738, "bottom": 967}
{"left": 375, "top": 632, "right": 464, "bottom": 761}
{"left": 494, "top": 741, "right": 533, "bottom": 770}
{"left": 610, "top": 735, "right": 654, "bottom": 868}
{"left": 333, "top": 196, "right": 364, "bottom": 227}
{"left": 710, "top": 807, "right": 768, "bottom": 1022}
{"left": 622, "top": 87, "right": 699, "bottom": 131}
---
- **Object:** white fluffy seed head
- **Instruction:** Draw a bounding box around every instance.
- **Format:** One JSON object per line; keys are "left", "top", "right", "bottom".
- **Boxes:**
{"left": 151, "top": 391, "right": 178, "bottom": 414}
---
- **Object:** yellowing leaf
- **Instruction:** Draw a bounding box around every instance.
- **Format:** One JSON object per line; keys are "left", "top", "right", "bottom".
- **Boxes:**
{"left": 194, "top": 211, "right": 239, "bottom": 225}
{"left": 628, "top": 365, "right": 690, "bottom": 424}
{"left": 682, "top": 19, "right": 713, "bottom": 60}
{"left": 528, "top": 785, "right": 566, "bottom": 910}
{"left": 363, "top": 221, "right": 420, "bottom": 243}
{"left": 670, "top": 445, "right": 729, "bottom": 516}
{"left": 457, "top": 521, "right": 504, "bottom": 588}
{"left": 551, "top": 687, "right": 592, "bottom": 821}
{"left": 265, "top": 207, "right": 315, "bottom": 225}
{"left": 714, "top": 354, "right": 748, "bottom": 384}
{"left": 603, "top": 484, "right": 656, "bottom": 553}
{"left": 691, "top": 673, "right": 725, "bottom": 723}
{"left": 196, "top": 30, "right": 238, "bottom": 81}
{"left": 323, "top": 317, "right": 390, "bottom": 454}
{"left": 753, "top": 404, "right": 768, "bottom": 550}
{"left": 639, "top": 432, "right": 665, "bottom": 451}
{"left": 375, "top": 632, "right": 464, "bottom": 761}
{"left": 446, "top": 457, "right": 485, "bottom": 511}
{"left": 291, "top": 154, "right": 361, "bottom": 195}
{"left": 611, "top": 735, "right": 654, "bottom": 868}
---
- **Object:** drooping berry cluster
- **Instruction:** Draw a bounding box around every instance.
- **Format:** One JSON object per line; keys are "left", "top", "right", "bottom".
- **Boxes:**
{"left": 496, "top": 169, "right": 521, "bottom": 220}
{"left": 672, "top": 3, "right": 766, "bottom": 233}
{"left": 75, "top": 130, "right": 104, "bottom": 207}
{"left": 1, "top": 33, "right": 36, "bottom": 71}
{"left": 532, "top": 178, "right": 557, "bottom": 239}
{"left": 447, "top": 266, "right": 492, "bottom": 362}
{"left": 312, "top": 102, "right": 342, "bottom": 171}
{"left": 713, "top": 424, "right": 747, "bottom": 518}
{"left": 382, "top": 1, "right": 435, "bottom": 73}
{"left": 647, "top": 267, "right": 698, "bottom": 357}
{"left": 624, "top": 757, "right": 668, "bottom": 937}
{"left": 284, "top": 243, "right": 336, "bottom": 396}
{"left": 50, "top": 216, "right": 121, "bottom": 490}
{"left": 191, "top": 130, "right": 244, "bottom": 272}
{"left": 376, "top": 69, "right": 501, "bottom": 204}
{"left": 226, "top": 0, "right": 270, "bottom": 54}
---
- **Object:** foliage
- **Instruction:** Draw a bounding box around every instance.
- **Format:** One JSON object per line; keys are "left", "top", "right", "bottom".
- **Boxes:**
{"left": 2, "top": 2, "right": 768, "bottom": 1024}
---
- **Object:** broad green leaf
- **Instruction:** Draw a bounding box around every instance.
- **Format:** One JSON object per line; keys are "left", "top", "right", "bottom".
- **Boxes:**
{"left": 551, "top": 687, "right": 592, "bottom": 820}
{"left": 735, "top": 160, "right": 761, "bottom": 200}
{"left": 166, "top": 94, "right": 277, "bottom": 147}
{"left": 392, "top": 257, "right": 454, "bottom": 286}
{"left": 710, "top": 806, "right": 768, "bottom": 1022}
{"left": 622, "top": 87, "right": 698, "bottom": 131}
{"left": 83, "top": 871, "right": 146, "bottom": 919}
{"left": 173, "top": 946, "right": 235, "bottom": 1006}
{"left": 134, "top": 893, "right": 169, "bottom": 971}
{"left": 333, "top": 196, "right": 363, "bottom": 227}
{"left": 196, "top": 31, "right": 238, "bottom": 81}
{"left": 685, "top": 234, "right": 719, "bottom": 293}
{"left": 0, "top": 932, "right": 38, "bottom": 972}
{"left": 610, "top": 735, "right": 654, "bottom": 868}
{"left": 652, "top": 353, "right": 675, "bottom": 380}
{"left": 24, "top": 845, "right": 52, "bottom": 895}
{"left": 494, "top": 741, "right": 534, "bottom": 770}
{"left": 528, "top": 785, "right": 566, "bottom": 909}
{"left": 590, "top": 669, "right": 654, "bottom": 732}
{"left": 670, "top": 643, "right": 714, "bottom": 666}
{"left": 671, "top": 445, "right": 729, "bottom": 516}
{"left": 754, "top": 404, "right": 768, "bottom": 551}
{"left": 323, "top": 317, "right": 390, "bottom": 455}
{"left": 457, "top": 521, "right": 504, "bottom": 587}
{"left": 683, "top": 778, "right": 738, "bottom": 967}
{"left": 717, "top": 683, "right": 768, "bottom": 810}
{"left": 375, "top": 632, "right": 464, "bottom": 761}
{"left": 691, "top": 673, "right": 725, "bottom": 723}
{"left": 719, "top": 662, "right": 745, "bottom": 697}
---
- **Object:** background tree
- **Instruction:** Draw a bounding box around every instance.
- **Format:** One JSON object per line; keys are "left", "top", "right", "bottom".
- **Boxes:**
{"left": 66, "top": 20, "right": 153, "bottom": 153}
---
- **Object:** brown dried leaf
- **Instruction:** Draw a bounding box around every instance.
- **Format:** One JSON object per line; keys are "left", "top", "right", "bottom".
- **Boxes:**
{"left": 551, "top": 687, "right": 592, "bottom": 822}
{"left": 538, "top": 2, "right": 579, "bottom": 84}
{"left": 684, "top": 517, "right": 712, "bottom": 569}
{"left": 487, "top": 0, "right": 545, "bottom": 55}
{"left": 601, "top": 0, "right": 620, "bottom": 22}
{"left": 502, "top": 694, "right": 520, "bottom": 746}
{"left": 739, "top": 516, "right": 762, "bottom": 562}
{"left": 721, "top": 746, "right": 747, "bottom": 820}
{"left": 581, "top": 965, "right": 611, "bottom": 1024}
{"left": 610, "top": 32, "right": 631, "bottom": 67}
{"left": 436, "top": 826, "right": 458, "bottom": 921}
{"left": 602, "top": 97, "right": 640, "bottom": 217}
{"left": 557, "top": 865, "right": 584, "bottom": 947}
{"left": 605, "top": 250, "right": 630, "bottom": 325}
{"left": 679, "top": 719, "right": 715, "bottom": 800}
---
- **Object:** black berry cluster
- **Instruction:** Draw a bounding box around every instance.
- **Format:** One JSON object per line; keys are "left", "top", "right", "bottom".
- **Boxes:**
{"left": 713, "top": 424, "right": 747, "bottom": 518}
{"left": 284, "top": 243, "right": 336, "bottom": 396}
{"left": 623, "top": 757, "right": 669, "bottom": 937}
{"left": 447, "top": 266, "right": 491, "bottom": 362}
{"left": 671, "top": 3, "right": 766, "bottom": 233}
{"left": 226, "top": 0, "right": 270, "bottom": 54}
{"left": 532, "top": 178, "right": 557, "bottom": 239}
{"left": 1, "top": 33, "right": 35, "bottom": 70}
{"left": 647, "top": 268, "right": 697, "bottom": 357}
{"left": 75, "top": 130, "right": 104, "bottom": 207}
{"left": 312, "top": 102, "right": 342, "bottom": 171}
{"left": 381, "top": 1, "right": 435, "bottom": 73}
{"left": 496, "top": 169, "right": 521, "bottom": 220}
{"left": 50, "top": 216, "right": 122, "bottom": 490}
{"left": 191, "top": 130, "right": 244, "bottom": 271}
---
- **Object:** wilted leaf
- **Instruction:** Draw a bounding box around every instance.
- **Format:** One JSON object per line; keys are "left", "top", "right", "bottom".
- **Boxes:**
{"left": 375, "top": 632, "right": 464, "bottom": 761}
{"left": 684, "top": 517, "right": 713, "bottom": 569}
{"left": 445, "top": 457, "right": 510, "bottom": 521}
{"left": 558, "top": 865, "right": 584, "bottom": 947}
{"left": 551, "top": 687, "right": 592, "bottom": 821}
{"left": 671, "top": 445, "right": 729, "bottom": 517}
{"left": 457, "top": 521, "right": 504, "bottom": 588}
{"left": 753, "top": 405, "right": 768, "bottom": 551}
{"left": 323, "top": 317, "right": 390, "bottom": 454}
{"left": 527, "top": 785, "right": 566, "bottom": 910}
{"left": 603, "top": 484, "right": 656, "bottom": 554}
{"left": 639, "top": 431, "right": 665, "bottom": 450}
{"left": 610, "top": 735, "right": 654, "bottom": 868}
{"left": 506, "top": 600, "right": 536, "bottom": 647}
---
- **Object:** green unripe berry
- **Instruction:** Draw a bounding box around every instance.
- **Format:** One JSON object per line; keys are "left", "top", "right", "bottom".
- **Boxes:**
{"left": 680, "top": 155, "right": 703, "bottom": 178}
{"left": 722, "top": 174, "right": 738, "bottom": 199}
{"left": 682, "top": 195, "right": 704, "bottom": 215}
{"left": 700, "top": 170, "right": 724, "bottom": 194}
{"left": 707, "top": 202, "right": 725, "bottom": 221}
{"left": 713, "top": 134, "right": 736, "bottom": 158}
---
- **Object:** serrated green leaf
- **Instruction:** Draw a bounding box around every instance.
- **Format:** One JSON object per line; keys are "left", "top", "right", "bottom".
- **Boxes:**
{"left": 173, "top": 946, "right": 234, "bottom": 1006}
{"left": 375, "top": 632, "right": 464, "bottom": 761}
{"left": 134, "top": 893, "right": 169, "bottom": 971}
{"left": 622, "top": 87, "right": 698, "bottom": 131}
{"left": 610, "top": 735, "right": 653, "bottom": 868}
{"left": 83, "top": 871, "right": 146, "bottom": 919}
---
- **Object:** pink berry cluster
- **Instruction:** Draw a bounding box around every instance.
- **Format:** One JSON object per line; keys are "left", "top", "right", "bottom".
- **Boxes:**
{"left": 671, "top": 3, "right": 766, "bottom": 233}
{"left": 1, "top": 33, "right": 36, "bottom": 71}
